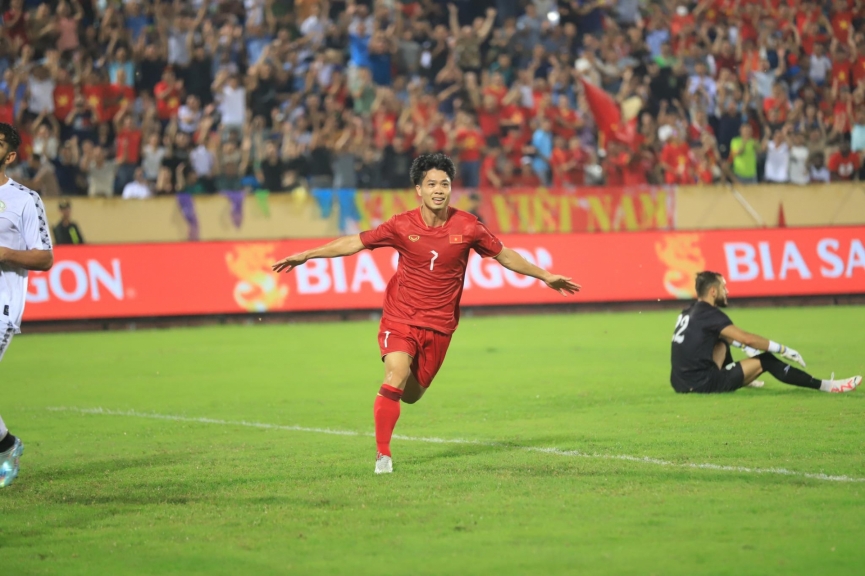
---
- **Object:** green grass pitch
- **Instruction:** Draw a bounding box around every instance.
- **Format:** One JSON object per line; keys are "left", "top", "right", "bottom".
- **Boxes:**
{"left": 2, "top": 306, "right": 864, "bottom": 575}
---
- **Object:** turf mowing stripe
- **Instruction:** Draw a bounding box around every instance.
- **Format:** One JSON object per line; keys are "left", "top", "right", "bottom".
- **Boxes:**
{"left": 46, "top": 406, "right": 865, "bottom": 484}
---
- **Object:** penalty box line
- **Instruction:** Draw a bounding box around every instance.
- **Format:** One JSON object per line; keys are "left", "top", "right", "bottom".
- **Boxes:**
{"left": 46, "top": 406, "right": 865, "bottom": 484}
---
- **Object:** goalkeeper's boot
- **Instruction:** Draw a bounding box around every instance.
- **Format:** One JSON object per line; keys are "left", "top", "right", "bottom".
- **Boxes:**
{"left": 0, "top": 437, "right": 24, "bottom": 487}
{"left": 375, "top": 453, "right": 393, "bottom": 474}
{"left": 822, "top": 374, "right": 861, "bottom": 393}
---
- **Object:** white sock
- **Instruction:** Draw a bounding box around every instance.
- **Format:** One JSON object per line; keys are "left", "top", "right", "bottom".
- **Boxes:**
{"left": 0, "top": 414, "right": 6, "bottom": 439}
{"left": 819, "top": 380, "right": 835, "bottom": 392}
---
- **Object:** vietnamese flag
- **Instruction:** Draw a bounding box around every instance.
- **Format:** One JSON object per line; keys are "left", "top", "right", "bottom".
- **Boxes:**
{"left": 580, "top": 78, "right": 635, "bottom": 149}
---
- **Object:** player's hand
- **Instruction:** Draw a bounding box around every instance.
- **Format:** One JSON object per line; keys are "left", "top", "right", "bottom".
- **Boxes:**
{"left": 742, "top": 345, "right": 761, "bottom": 358}
{"left": 543, "top": 275, "right": 581, "bottom": 296}
{"left": 781, "top": 346, "right": 806, "bottom": 368}
{"left": 271, "top": 252, "right": 309, "bottom": 274}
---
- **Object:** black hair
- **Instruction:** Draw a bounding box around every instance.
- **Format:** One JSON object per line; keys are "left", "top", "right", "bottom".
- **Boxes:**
{"left": 695, "top": 271, "right": 723, "bottom": 298}
{"left": 409, "top": 152, "right": 456, "bottom": 187}
{"left": 0, "top": 123, "right": 20, "bottom": 152}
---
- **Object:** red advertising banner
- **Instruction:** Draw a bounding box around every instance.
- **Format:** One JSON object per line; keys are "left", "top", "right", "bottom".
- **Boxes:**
{"left": 23, "top": 227, "right": 865, "bottom": 322}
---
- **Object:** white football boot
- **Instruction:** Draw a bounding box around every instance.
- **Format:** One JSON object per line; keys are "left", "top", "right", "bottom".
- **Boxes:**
{"left": 821, "top": 375, "right": 862, "bottom": 393}
{"left": 375, "top": 453, "right": 393, "bottom": 474}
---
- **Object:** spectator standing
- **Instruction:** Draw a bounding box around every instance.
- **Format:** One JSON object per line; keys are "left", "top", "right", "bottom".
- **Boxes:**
{"left": 81, "top": 144, "right": 117, "bottom": 197}
{"left": 52, "top": 199, "right": 85, "bottom": 245}
{"left": 122, "top": 168, "right": 153, "bottom": 199}
{"left": 828, "top": 140, "right": 860, "bottom": 181}
{"left": 531, "top": 117, "right": 554, "bottom": 186}
{"left": 789, "top": 132, "right": 811, "bottom": 186}
{"left": 729, "top": 124, "right": 759, "bottom": 184}
{"left": 762, "top": 128, "right": 791, "bottom": 184}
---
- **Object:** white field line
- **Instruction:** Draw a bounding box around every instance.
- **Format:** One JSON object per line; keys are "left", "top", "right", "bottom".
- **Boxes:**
{"left": 46, "top": 406, "right": 865, "bottom": 484}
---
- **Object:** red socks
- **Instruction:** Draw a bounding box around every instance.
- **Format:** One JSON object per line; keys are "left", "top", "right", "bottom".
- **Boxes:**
{"left": 374, "top": 384, "right": 402, "bottom": 457}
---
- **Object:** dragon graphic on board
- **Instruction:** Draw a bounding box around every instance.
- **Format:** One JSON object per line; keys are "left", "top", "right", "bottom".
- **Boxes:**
{"left": 225, "top": 244, "right": 289, "bottom": 312}
{"left": 654, "top": 234, "right": 706, "bottom": 299}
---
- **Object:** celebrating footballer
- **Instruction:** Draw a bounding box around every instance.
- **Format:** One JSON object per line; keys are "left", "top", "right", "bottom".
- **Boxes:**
{"left": 273, "top": 152, "right": 580, "bottom": 474}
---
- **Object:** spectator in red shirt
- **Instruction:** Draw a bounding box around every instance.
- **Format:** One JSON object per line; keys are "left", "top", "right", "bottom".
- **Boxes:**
{"left": 549, "top": 136, "right": 571, "bottom": 187}
{"left": 564, "top": 137, "right": 587, "bottom": 186}
{"left": 114, "top": 114, "right": 143, "bottom": 194}
{"left": 831, "top": 46, "right": 854, "bottom": 88}
{"left": 553, "top": 95, "right": 581, "bottom": 139}
{"left": 81, "top": 71, "right": 109, "bottom": 123}
{"left": 106, "top": 68, "right": 137, "bottom": 122}
{"left": 453, "top": 112, "right": 485, "bottom": 188}
{"left": 479, "top": 142, "right": 506, "bottom": 189}
{"left": 830, "top": 0, "right": 854, "bottom": 45}
{"left": 154, "top": 68, "right": 183, "bottom": 124}
{"left": 513, "top": 160, "right": 542, "bottom": 188}
{"left": 660, "top": 131, "right": 695, "bottom": 184}
{"left": 828, "top": 139, "right": 860, "bottom": 181}
{"left": 476, "top": 94, "right": 501, "bottom": 139}
{"left": 2, "top": 0, "right": 28, "bottom": 50}
{"left": 693, "top": 148, "right": 716, "bottom": 184}
{"left": 53, "top": 68, "right": 76, "bottom": 122}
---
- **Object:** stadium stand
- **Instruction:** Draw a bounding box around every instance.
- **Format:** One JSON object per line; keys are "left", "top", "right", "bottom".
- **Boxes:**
{"left": 2, "top": 0, "right": 865, "bottom": 196}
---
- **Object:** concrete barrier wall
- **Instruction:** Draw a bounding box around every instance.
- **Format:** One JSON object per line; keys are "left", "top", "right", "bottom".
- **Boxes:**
{"left": 44, "top": 194, "right": 340, "bottom": 244}
{"left": 675, "top": 183, "right": 865, "bottom": 229}
{"left": 43, "top": 184, "right": 865, "bottom": 244}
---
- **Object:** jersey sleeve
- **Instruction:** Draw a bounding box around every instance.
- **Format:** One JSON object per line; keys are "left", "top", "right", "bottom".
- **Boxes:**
{"left": 359, "top": 217, "right": 398, "bottom": 250}
{"left": 471, "top": 220, "right": 504, "bottom": 258}
{"left": 22, "top": 191, "right": 53, "bottom": 251}
{"left": 705, "top": 307, "right": 733, "bottom": 335}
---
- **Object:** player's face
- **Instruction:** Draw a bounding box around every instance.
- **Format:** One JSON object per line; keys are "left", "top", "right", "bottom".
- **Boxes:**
{"left": 416, "top": 168, "right": 452, "bottom": 212}
{"left": 0, "top": 138, "right": 15, "bottom": 168}
{"left": 714, "top": 278, "right": 729, "bottom": 308}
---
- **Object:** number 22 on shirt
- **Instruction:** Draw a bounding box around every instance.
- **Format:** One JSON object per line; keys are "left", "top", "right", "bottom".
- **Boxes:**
{"left": 672, "top": 314, "right": 690, "bottom": 344}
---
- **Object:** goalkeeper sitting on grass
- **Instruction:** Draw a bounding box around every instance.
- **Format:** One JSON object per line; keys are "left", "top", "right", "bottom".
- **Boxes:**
{"left": 670, "top": 271, "right": 860, "bottom": 394}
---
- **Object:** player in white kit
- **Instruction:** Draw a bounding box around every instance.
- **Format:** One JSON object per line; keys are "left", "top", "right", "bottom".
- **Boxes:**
{"left": 0, "top": 123, "right": 54, "bottom": 487}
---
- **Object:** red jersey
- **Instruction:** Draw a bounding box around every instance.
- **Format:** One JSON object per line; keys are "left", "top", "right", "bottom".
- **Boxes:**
{"left": 477, "top": 108, "right": 500, "bottom": 138}
{"left": 359, "top": 207, "right": 503, "bottom": 334}
{"left": 832, "top": 11, "right": 854, "bottom": 45}
{"left": 54, "top": 84, "right": 75, "bottom": 121}
{"left": 455, "top": 128, "right": 484, "bottom": 162}
{"left": 105, "top": 84, "right": 136, "bottom": 121}
{"left": 116, "top": 129, "right": 142, "bottom": 164}
{"left": 154, "top": 81, "right": 181, "bottom": 121}
{"left": 479, "top": 154, "right": 499, "bottom": 188}
{"left": 549, "top": 147, "right": 570, "bottom": 186}
{"left": 82, "top": 83, "right": 107, "bottom": 122}
{"left": 828, "top": 151, "right": 860, "bottom": 180}
{"left": 373, "top": 111, "right": 398, "bottom": 149}
{"left": 832, "top": 59, "right": 853, "bottom": 87}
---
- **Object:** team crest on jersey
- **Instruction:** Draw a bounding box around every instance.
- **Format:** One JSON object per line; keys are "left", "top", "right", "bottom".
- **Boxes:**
{"left": 0, "top": 200, "right": 5, "bottom": 213}
{"left": 449, "top": 234, "right": 463, "bottom": 244}
{"left": 409, "top": 235, "right": 420, "bottom": 242}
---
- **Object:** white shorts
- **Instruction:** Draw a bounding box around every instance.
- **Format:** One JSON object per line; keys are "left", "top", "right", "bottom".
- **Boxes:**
{"left": 0, "top": 323, "right": 14, "bottom": 362}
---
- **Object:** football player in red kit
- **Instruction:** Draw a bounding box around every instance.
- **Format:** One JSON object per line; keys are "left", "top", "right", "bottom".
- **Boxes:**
{"left": 272, "top": 153, "right": 580, "bottom": 474}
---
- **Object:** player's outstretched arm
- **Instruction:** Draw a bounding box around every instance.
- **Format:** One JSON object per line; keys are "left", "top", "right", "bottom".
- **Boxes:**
{"left": 494, "top": 247, "right": 580, "bottom": 296}
{"left": 272, "top": 234, "right": 365, "bottom": 274}
{"left": 720, "top": 324, "right": 806, "bottom": 367}
{"left": 0, "top": 247, "right": 54, "bottom": 271}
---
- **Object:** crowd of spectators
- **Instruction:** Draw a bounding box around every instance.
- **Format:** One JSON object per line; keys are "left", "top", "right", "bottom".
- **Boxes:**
{"left": 3, "top": 0, "right": 865, "bottom": 198}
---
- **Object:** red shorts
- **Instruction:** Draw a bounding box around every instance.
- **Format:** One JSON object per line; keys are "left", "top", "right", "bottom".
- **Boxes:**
{"left": 377, "top": 319, "right": 452, "bottom": 388}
